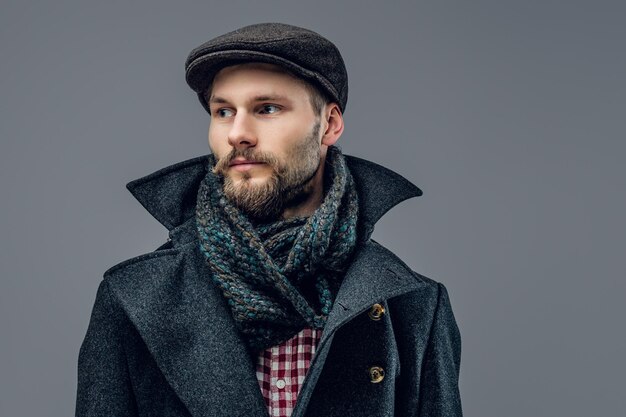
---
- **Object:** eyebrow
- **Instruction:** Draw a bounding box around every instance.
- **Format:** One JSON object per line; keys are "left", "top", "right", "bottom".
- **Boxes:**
{"left": 208, "top": 94, "right": 292, "bottom": 105}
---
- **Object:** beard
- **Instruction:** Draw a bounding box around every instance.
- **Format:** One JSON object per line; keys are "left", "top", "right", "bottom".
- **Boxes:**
{"left": 212, "top": 120, "right": 322, "bottom": 222}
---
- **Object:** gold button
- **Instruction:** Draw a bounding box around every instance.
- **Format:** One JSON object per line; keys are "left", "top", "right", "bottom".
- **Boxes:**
{"left": 368, "top": 303, "right": 385, "bottom": 321}
{"left": 368, "top": 366, "right": 385, "bottom": 383}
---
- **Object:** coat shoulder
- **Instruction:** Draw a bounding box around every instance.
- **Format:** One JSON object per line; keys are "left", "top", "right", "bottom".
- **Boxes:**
{"left": 100, "top": 242, "right": 192, "bottom": 292}
{"left": 103, "top": 247, "right": 179, "bottom": 278}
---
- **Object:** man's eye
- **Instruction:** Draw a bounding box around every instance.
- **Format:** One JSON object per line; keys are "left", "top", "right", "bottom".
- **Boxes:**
{"left": 259, "top": 104, "right": 280, "bottom": 114}
{"left": 215, "top": 108, "right": 234, "bottom": 118}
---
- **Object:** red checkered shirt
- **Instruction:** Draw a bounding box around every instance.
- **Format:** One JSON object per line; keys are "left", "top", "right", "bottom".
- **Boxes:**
{"left": 255, "top": 327, "right": 323, "bottom": 417}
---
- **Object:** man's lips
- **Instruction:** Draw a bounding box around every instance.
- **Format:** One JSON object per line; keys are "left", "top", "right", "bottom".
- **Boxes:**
{"left": 229, "top": 159, "right": 266, "bottom": 172}
{"left": 229, "top": 159, "right": 263, "bottom": 166}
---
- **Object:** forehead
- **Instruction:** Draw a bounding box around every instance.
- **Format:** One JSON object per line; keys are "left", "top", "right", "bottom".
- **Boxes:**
{"left": 209, "top": 62, "right": 307, "bottom": 97}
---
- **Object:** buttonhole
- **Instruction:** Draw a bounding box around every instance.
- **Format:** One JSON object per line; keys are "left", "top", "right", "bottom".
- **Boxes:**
{"left": 385, "top": 267, "right": 400, "bottom": 279}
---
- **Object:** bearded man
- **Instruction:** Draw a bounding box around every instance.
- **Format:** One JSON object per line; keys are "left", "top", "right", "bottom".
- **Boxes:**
{"left": 76, "top": 23, "right": 463, "bottom": 417}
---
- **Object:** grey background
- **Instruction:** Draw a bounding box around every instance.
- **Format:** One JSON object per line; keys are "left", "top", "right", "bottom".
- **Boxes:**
{"left": 1, "top": 1, "right": 624, "bottom": 416}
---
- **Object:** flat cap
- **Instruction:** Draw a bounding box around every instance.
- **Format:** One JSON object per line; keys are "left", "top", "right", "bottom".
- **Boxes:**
{"left": 184, "top": 22, "right": 348, "bottom": 114}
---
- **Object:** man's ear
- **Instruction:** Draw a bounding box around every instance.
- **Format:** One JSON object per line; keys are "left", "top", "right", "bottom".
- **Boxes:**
{"left": 320, "top": 103, "right": 344, "bottom": 146}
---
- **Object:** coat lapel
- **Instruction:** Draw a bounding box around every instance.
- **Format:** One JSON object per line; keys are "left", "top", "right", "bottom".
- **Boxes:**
{"left": 322, "top": 241, "right": 425, "bottom": 345}
{"left": 106, "top": 244, "right": 269, "bottom": 417}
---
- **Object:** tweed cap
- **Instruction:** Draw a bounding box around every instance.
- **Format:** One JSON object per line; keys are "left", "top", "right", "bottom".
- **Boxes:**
{"left": 184, "top": 23, "right": 348, "bottom": 114}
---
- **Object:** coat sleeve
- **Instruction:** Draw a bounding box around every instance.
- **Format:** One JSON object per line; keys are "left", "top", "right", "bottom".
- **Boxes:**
{"left": 75, "top": 279, "right": 139, "bottom": 417}
{"left": 418, "top": 282, "right": 463, "bottom": 416}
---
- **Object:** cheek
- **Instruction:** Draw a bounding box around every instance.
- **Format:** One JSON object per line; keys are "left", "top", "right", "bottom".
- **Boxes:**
{"left": 269, "top": 120, "right": 313, "bottom": 147}
{"left": 207, "top": 127, "right": 223, "bottom": 153}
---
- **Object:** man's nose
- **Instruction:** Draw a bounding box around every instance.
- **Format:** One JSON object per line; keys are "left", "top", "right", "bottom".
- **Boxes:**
{"left": 227, "top": 112, "right": 257, "bottom": 149}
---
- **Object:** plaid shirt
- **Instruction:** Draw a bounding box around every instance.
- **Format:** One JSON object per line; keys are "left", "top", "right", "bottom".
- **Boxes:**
{"left": 255, "top": 327, "right": 323, "bottom": 417}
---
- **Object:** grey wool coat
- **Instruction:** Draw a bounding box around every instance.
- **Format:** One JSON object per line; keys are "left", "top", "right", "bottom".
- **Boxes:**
{"left": 75, "top": 153, "right": 463, "bottom": 417}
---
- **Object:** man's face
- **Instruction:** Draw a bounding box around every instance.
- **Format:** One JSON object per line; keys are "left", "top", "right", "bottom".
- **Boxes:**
{"left": 207, "top": 63, "right": 323, "bottom": 221}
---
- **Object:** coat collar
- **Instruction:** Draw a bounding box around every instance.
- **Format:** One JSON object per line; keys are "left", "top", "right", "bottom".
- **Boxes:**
{"left": 124, "top": 151, "right": 422, "bottom": 243}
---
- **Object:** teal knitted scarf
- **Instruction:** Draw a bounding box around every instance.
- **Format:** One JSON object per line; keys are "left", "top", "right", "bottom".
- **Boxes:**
{"left": 195, "top": 145, "right": 359, "bottom": 354}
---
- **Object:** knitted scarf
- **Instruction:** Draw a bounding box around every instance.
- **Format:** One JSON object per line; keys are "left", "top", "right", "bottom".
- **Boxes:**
{"left": 195, "top": 145, "right": 359, "bottom": 354}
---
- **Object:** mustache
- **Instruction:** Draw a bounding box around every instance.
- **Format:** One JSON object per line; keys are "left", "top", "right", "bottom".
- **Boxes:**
{"left": 212, "top": 148, "right": 281, "bottom": 175}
